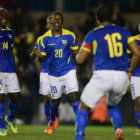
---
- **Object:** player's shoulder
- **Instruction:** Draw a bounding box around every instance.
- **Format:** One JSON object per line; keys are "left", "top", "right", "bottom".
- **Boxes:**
{"left": 93, "top": 25, "right": 104, "bottom": 31}
{"left": 133, "top": 34, "right": 140, "bottom": 41}
{"left": 6, "top": 27, "right": 15, "bottom": 38}
{"left": 85, "top": 29, "right": 95, "bottom": 38}
{"left": 36, "top": 35, "right": 42, "bottom": 41}
{"left": 6, "top": 26, "right": 14, "bottom": 33}
{"left": 113, "top": 24, "right": 130, "bottom": 33}
{"left": 42, "top": 29, "right": 52, "bottom": 39}
{"left": 62, "top": 28, "right": 76, "bottom": 38}
{"left": 35, "top": 35, "right": 42, "bottom": 46}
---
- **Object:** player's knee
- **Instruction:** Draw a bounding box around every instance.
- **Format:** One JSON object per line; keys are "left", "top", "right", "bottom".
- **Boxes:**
{"left": 43, "top": 95, "right": 51, "bottom": 104}
{"left": 52, "top": 98, "right": 60, "bottom": 106}
{"left": 69, "top": 92, "right": 79, "bottom": 102}
{"left": 79, "top": 101, "right": 90, "bottom": 112}
{"left": 8, "top": 93, "right": 19, "bottom": 104}
{"left": 135, "top": 97, "right": 140, "bottom": 109}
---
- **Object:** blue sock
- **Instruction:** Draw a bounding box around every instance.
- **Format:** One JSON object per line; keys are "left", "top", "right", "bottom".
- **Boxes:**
{"left": 7, "top": 100, "right": 18, "bottom": 122}
{"left": 44, "top": 103, "right": 50, "bottom": 122}
{"left": 75, "top": 110, "right": 88, "bottom": 140}
{"left": 56, "top": 111, "right": 59, "bottom": 118}
{"left": 0, "top": 103, "right": 6, "bottom": 129}
{"left": 134, "top": 111, "right": 140, "bottom": 129}
{"left": 50, "top": 102, "right": 58, "bottom": 123}
{"left": 108, "top": 106, "right": 122, "bottom": 132}
{"left": 72, "top": 101, "right": 80, "bottom": 114}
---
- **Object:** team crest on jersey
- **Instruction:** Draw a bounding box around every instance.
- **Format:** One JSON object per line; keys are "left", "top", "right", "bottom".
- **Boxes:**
{"left": 61, "top": 40, "right": 68, "bottom": 46}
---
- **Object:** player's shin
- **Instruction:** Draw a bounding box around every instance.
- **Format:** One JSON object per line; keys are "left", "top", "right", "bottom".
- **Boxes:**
{"left": 0, "top": 103, "right": 6, "bottom": 129}
{"left": 134, "top": 111, "right": 140, "bottom": 129}
{"left": 7, "top": 100, "right": 18, "bottom": 122}
{"left": 108, "top": 106, "right": 122, "bottom": 132}
{"left": 72, "top": 101, "right": 80, "bottom": 114}
{"left": 50, "top": 102, "right": 58, "bottom": 124}
{"left": 75, "top": 110, "right": 88, "bottom": 140}
{"left": 44, "top": 103, "right": 50, "bottom": 122}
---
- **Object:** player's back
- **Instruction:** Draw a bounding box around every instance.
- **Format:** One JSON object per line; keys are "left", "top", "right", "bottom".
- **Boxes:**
{"left": 0, "top": 27, "right": 16, "bottom": 72}
{"left": 133, "top": 35, "right": 140, "bottom": 77}
{"left": 89, "top": 24, "right": 132, "bottom": 71}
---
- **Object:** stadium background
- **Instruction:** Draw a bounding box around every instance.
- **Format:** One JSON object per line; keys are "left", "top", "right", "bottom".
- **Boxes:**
{"left": 1, "top": 0, "right": 140, "bottom": 125}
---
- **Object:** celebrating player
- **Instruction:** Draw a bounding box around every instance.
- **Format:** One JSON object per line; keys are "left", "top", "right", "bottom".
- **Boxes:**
{"left": 75, "top": 5, "right": 140, "bottom": 140}
{"left": 130, "top": 24, "right": 140, "bottom": 135}
{"left": 35, "top": 12, "right": 80, "bottom": 135}
{"left": 0, "top": 8, "right": 20, "bottom": 136}
{"left": 30, "top": 16, "right": 59, "bottom": 132}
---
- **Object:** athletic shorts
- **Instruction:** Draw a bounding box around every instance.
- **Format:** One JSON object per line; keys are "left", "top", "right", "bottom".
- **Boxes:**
{"left": 0, "top": 73, "right": 20, "bottom": 94}
{"left": 49, "top": 69, "right": 79, "bottom": 99}
{"left": 81, "top": 70, "right": 129, "bottom": 108}
{"left": 131, "top": 76, "right": 140, "bottom": 100}
{"left": 39, "top": 72, "right": 50, "bottom": 95}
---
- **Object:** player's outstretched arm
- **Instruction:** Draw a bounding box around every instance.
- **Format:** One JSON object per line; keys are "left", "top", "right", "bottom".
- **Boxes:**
{"left": 128, "top": 40, "right": 140, "bottom": 74}
{"left": 76, "top": 48, "right": 90, "bottom": 64}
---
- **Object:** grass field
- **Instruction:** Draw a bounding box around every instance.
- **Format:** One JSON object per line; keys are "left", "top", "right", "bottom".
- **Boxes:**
{"left": 0, "top": 125, "right": 140, "bottom": 140}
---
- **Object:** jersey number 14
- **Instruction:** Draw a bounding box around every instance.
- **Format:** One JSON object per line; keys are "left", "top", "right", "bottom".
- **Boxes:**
{"left": 3, "top": 42, "right": 8, "bottom": 50}
{"left": 104, "top": 33, "right": 123, "bottom": 58}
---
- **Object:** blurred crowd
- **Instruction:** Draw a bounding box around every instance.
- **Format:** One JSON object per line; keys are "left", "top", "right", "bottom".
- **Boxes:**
{"left": 0, "top": 0, "right": 139, "bottom": 124}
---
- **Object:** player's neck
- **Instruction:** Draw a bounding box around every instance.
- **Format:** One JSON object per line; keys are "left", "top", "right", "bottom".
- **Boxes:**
{"left": 0, "top": 25, "right": 6, "bottom": 29}
{"left": 53, "top": 28, "right": 62, "bottom": 36}
{"left": 100, "top": 21, "right": 111, "bottom": 26}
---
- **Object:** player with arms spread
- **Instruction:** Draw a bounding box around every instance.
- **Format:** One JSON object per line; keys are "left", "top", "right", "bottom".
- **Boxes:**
{"left": 75, "top": 5, "right": 140, "bottom": 140}
{"left": 35, "top": 12, "right": 80, "bottom": 135}
{"left": 0, "top": 8, "right": 20, "bottom": 136}
{"left": 130, "top": 24, "right": 140, "bottom": 135}
{"left": 30, "top": 16, "right": 59, "bottom": 132}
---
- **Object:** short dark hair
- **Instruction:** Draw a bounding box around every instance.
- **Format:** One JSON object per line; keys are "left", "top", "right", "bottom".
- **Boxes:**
{"left": 96, "top": 5, "right": 113, "bottom": 22}
{"left": 0, "top": 8, "right": 8, "bottom": 14}
{"left": 52, "top": 12, "right": 63, "bottom": 21}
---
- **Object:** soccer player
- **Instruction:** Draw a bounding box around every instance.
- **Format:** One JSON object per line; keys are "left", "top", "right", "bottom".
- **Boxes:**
{"left": 74, "top": 5, "right": 140, "bottom": 140}
{"left": 130, "top": 24, "right": 140, "bottom": 135}
{"left": 30, "top": 16, "right": 59, "bottom": 132}
{"left": 0, "top": 8, "right": 20, "bottom": 136}
{"left": 34, "top": 12, "right": 80, "bottom": 135}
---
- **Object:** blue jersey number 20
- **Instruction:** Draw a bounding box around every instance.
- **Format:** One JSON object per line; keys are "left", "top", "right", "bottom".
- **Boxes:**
{"left": 50, "top": 86, "right": 57, "bottom": 93}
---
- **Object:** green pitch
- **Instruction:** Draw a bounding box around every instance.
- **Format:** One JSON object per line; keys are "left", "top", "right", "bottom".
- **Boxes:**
{"left": 0, "top": 125, "right": 139, "bottom": 140}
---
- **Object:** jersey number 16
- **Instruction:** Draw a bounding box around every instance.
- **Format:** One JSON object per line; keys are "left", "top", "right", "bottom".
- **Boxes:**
{"left": 104, "top": 33, "right": 123, "bottom": 58}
